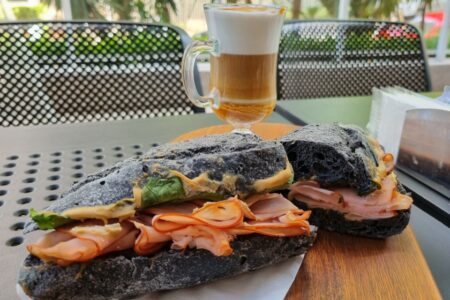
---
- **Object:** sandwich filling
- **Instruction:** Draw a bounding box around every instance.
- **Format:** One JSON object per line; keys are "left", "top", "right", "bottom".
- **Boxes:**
{"left": 30, "top": 162, "right": 294, "bottom": 230}
{"left": 288, "top": 143, "right": 411, "bottom": 221}
{"left": 367, "top": 137, "right": 395, "bottom": 189}
{"left": 288, "top": 173, "right": 412, "bottom": 220}
{"left": 27, "top": 193, "right": 311, "bottom": 266}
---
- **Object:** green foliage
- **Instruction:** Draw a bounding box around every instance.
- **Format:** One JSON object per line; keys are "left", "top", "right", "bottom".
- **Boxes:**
{"left": 13, "top": 27, "right": 181, "bottom": 58}
{"left": 350, "top": 0, "right": 401, "bottom": 19}
{"left": 12, "top": 5, "right": 46, "bottom": 20}
{"left": 280, "top": 30, "right": 419, "bottom": 52}
{"left": 281, "top": 34, "right": 337, "bottom": 51}
{"left": 319, "top": 0, "right": 338, "bottom": 17}
{"left": 72, "top": 30, "right": 178, "bottom": 56}
{"left": 344, "top": 31, "right": 418, "bottom": 50}
{"left": 320, "top": 0, "right": 402, "bottom": 19}
{"left": 24, "top": 31, "right": 68, "bottom": 57}
{"left": 302, "top": 6, "right": 320, "bottom": 18}
{"left": 425, "top": 33, "right": 450, "bottom": 50}
{"left": 42, "top": 0, "right": 177, "bottom": 22}
{"left": 135, "top": 0, "right": 150, "bottom": 20}
{"left": 155, "top": 0, "right": 177, "bottom": 23}
{"left": 192, "top": 32, "right": 209, "bottom": 41}
{"left": 71, "top": 0, "right": 105, "bottom": 20}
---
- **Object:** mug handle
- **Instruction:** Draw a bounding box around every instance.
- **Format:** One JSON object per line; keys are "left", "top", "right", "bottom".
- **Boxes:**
{"left": 181, "top": 40, "right": 216, "bottom": 108}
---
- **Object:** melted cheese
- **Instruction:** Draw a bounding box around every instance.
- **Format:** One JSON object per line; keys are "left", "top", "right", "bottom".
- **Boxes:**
{"left": 367, "top": 137, "right": 390, "bottom": 187}
{"left": 252, "top": 161, "right": 293, "bottom": 193}
{"left": 222, "top": 174, "right": 239, "bottom": 191}
{"left": 70, "top": 223, "right": 123, "bottom": 236}
{"left": 133, "top": 185, "right": 143, "bottom": 208}
{"left": 170, "top": 161, "right": 293, "bottom": 198}
{"left": 169, "top": 170, "right": 227, "bottom": 197}
{"left": 62, "top": 199, "right": 135, "bottom": 222}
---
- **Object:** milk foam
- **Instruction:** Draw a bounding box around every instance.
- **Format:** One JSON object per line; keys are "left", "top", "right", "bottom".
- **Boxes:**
{"left": 205, "top": 5, "right": 285, "bottom": 55}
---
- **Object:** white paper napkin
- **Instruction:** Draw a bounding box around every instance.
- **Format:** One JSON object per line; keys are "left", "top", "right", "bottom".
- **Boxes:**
{"left": 368, "top": 87, "right": 449, "bottom": 161}
{"left": 142, "top": 255, "right": 304, "bottom": 300}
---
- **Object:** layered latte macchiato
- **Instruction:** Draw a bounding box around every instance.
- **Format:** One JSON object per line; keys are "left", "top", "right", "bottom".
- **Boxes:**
{"left": 182, "top": 4, "right": 285, "bottom": 132}
{"left": 205, "top": 5, "right": 284, "bottom": 126}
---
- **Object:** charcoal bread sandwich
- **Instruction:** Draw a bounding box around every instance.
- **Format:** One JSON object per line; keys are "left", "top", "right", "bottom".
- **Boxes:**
{"left": 24, "top": 133, "right": 294, "bottom": 233}
{"left": 19, "top": 133, "right": 316, "bottom": 300}
{"left": 280, "top": 124, "right": 413, "bottom": 238}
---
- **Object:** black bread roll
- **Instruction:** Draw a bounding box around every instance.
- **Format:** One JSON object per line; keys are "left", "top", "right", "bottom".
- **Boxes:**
{"left": 280, "top": 124, "right": 412, "bottom": 238}
{"left": 19, "top": 230, "right": 317, "bottom": 300}
{"left": 280, "top": 124, "right": 382, "bottom": 195}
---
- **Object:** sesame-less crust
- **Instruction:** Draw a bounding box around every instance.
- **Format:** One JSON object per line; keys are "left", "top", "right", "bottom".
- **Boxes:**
{"left": 18, "top": 231, "right": 317, "bottom": 300}
{"left": 280, "top": 124, "right": 382, "bottom": 195}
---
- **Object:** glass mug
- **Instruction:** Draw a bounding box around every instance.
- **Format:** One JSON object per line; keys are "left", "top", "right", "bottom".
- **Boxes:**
{"left": 182, "top": 4, "right": 285, "bottom": 133}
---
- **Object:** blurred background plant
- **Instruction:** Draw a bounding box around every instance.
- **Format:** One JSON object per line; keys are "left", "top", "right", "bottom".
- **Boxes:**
{"left": 39, "top": 0, "right": 177, "bottom": 22}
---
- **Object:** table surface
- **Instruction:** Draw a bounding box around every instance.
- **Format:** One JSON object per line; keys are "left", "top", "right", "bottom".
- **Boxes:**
{"left": 0, "top": 104, "right": 443, "bottom": 299}
{"left": 287, "top": 227, "right": 441, "bottom": 300}
{"left": 277, "top": 96, "right": 373, "bottom": 127}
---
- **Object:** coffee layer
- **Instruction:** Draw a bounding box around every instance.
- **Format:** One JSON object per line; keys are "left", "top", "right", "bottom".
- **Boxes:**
{"left": 209, "top": 53, "right": 277, "bottom": 101}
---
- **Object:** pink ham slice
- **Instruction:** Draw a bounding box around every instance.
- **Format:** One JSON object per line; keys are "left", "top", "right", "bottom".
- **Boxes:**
{"left": 170, "top": 225, "right": 233, "bottom": 256}
{"left": 245, "top": 193, "right": 306, "bottom": 221}
{"left": 27, "top": 194, "right": 312, "bottom": 265}
{"left": 27, "top": 221, "right": 138, "bottom": 266}
{"left": 131, "top": 220, "right": 171, "bottom": 255}
{"left": 288, "top": 174, "right": 412, "bottom": 220}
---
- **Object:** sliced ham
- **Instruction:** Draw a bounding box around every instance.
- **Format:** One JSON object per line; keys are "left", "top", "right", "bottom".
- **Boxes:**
{"left": 102, "top": 229, "right": 139, "bottom": 254}
{"left": 152, "top": 198, "right": 244, "bottom": 232}
{"left": 27, "top": 194, "right": 311, "bottom": 265}
{"left": 245, "top": 193, "right": 305, "bottom": 221}
{"left": 170, "top": 225, "right": 233, "bottom": 256}
{"left": 288, "top": 173, "right": 412, "bottom": 220}
{"left": 240, "top": 223, "right": 310, "bottom": 237}
{"left": 27, "top": 221, "right": 137, "bottom": 266}
{"left": 131, "top": 221, "right": 171, "bottom": 255}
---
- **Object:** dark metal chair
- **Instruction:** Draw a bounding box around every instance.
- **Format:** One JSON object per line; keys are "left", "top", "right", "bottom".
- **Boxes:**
{"left": 277, "top": 20, "right": 431, "bottom": 100}
{"left": 0, "top": 21, "right": 202, "bottom": 127}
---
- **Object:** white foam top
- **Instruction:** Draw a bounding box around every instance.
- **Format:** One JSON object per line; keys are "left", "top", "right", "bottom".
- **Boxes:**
{"left": 205, "top": 5, "right": 285, "bottom": 55}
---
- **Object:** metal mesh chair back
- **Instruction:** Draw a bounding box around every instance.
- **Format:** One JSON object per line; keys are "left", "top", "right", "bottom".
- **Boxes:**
{"left": 0, "top": 21, "right": 200, "bottom": 127}
{"left": 277, "top": 21, "right": 431, "bottom": 100}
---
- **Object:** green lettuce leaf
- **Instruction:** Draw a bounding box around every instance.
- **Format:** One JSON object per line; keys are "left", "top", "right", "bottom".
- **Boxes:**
{"left": 29, "top": 208, "right": 73, "bottom": 230}
{"left": 141, "top": 176, "right": 186, "bottom": 208}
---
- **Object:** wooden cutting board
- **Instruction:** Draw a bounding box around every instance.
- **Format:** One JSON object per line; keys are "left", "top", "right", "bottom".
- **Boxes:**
{"left": 174, "top": 123, "right": 442, "bottom": 300}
